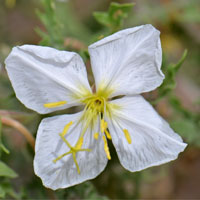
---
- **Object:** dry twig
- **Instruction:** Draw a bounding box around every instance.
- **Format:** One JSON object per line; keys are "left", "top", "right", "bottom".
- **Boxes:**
{"left": 1, "top": 116, "right": 35, "bottom": 149}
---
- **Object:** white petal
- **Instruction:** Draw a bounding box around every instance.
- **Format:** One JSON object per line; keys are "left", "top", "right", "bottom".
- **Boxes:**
{"left": 5, "top": 45, "right": 91, "bottom": 114}
{"left": 89, "top": 24, "right": 164, "bottom": 97}
{"left": 106, "top": 95, "right": 187, "bottom": 172}
{"left": 34, "top": 112, "right": 107, "bottom": 190}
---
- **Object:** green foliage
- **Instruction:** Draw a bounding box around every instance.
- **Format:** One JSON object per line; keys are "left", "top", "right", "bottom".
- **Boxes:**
{"left": 169, "top": 96, "right": 200, "bottom": 147}
{"left": 169, "top": 96, "right": 195, "bottom": 119}
{"left": 171, "top": 119, "right": 200, "bottom": 147}
{"left": 93, "top": 2, "right": 134, "bottom": 33}
{"left": 180, "top": 1, "right": 200, "bottom": 23}
{"left": 35, "top": 0, "right": 64, "bottom": 49}
{"left": 0, "top": 180, "right": 25, "bottom": 200}
{"left": 150, "top": 48, "right": 200, "bottom": 148}
{"left": 56, "top": 181, "right": 108, "bottom": 200}
{"left": 0, "top": 119, "right": 9, "bottom": 156}
{"left": 1, "top": 0, "right": 200, "bottom": 199}
{"left": 154, "top": 50, "right": 200, "bottom": 147}
{"left": 0, "top": 185, "right": 5, "bottom": 199}
{"left": 0, "top": 161, "right": 18, "bottom": 178}
{"left": 159, "top": 50, "right": 187, "bottom": 97}
{"left": 152, "top": 50, "right": 188, "bottom": 105}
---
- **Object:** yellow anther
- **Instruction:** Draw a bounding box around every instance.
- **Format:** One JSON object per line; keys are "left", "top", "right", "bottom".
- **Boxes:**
{"left": 105, "top": 130, "right": 111, "bottom": 140}
{"left": 44, "top": 100, "right": 67, "bottom": 108}
{"left": 102, "top": 135, "right": 111, "bottom": 160}
{"left": 101, "top": 119, "right": 111, "bottom": 140}
{"left": 75, "top": 137, "right": 84, "bottom": 149}
{"left": 123, "top": 129, "right": 132, "bottom": 144}
{"left": 60, "top": 121, "right": 73, "bottom": 137}
{"left": 94, "top": 132, "right": 99, "bottom": 140}
{"left": 100, "top": 119, "right": 107, "bottom": 133}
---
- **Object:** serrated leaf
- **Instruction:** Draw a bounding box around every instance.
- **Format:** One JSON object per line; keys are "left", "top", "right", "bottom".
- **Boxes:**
{"left": 0, "top": 161, "right": 18, "bottom": 178}
{"left": 93, "top": 2, "right": 134, "bottom": 33}
{"left": 36, "top": 0, "right": 64, "bottom": 49}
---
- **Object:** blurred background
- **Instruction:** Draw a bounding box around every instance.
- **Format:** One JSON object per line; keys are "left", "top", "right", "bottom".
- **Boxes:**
{"left": 0, "top": 0, "right": 200, "bottom": 199}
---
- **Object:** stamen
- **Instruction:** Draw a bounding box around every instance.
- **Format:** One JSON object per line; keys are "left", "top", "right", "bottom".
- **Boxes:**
{"left": 123, "top": 129, "right": 132, "bottom": 144}
{"left": 105, "top": 130, "right": 111, "bottom": 140}
{"left": 53, "top": 89, "right": 116, "bottom": 173}
{"left": 94, "top": 132, "right": 99, "bottom": 140}
{"left": 100, "top": 119, "right": 107, "bottom": 133}
{"left": 44, "top": 101, "right": 67, "bottom": 108}
{"left": 102, "top": 135, "right": 111, "bottom": 160}
{"left": 60, "top": 121, "right": 73, "bottom": 137}
{"left": 101, "top": 119, "right": 111, "bottom": 139}
{"left": 54, "top": 127, "right": 91, "bottom": 174}
{"left": 53, "top": 151, "right": 72, "bottom": 163}
{"left": 72, "top": 152, "right": 80, "bottom": 174}
{"left": 75, "top": 137, "right": 84, "bottom": 149}
{"left": 59, "top": 133, "right": 72, "bottom": 149}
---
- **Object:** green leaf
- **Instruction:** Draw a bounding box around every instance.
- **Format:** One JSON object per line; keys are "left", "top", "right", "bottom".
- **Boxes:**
{"left": 0, "top": 161, "right": 18, "bottom": 178}
{"left": 153, "top": 50, "right": 188, "bottom": 104}
{"left": 93, "top": 12, "right": 110, "bottom": 27}
{"left": 56, "top": 181, "right": 108, "bottom": 200}
{"left": 0, "top": 119, "right": 10, "bottom": 156}
{"left": 172, "top": 49, "right": 188, "bottom": 73}
{"left": 109, "top": 2, "right": 134, "bottom": 19}
{"left": 169, "top": 96, "right": 194, "bottom": 119}
{"left": 0, "top": 181, "right": 23, "bottom": 200}
{"left": 0, "top": 185, "right": 6, "bottom": 198}
{"left": 171, "top": 119, "right": 200, "bottom": 147}
{"left": 0, "top": 144, "right": 9, "bottom": 154}
{"left": 93, "top": 2, "right": 134, "bottom": 33}
{"left": 162, "top": 49, "right": 187, "bottom": 91}
{"left": 36, "top": 0, "right": 64, "bottom": 49}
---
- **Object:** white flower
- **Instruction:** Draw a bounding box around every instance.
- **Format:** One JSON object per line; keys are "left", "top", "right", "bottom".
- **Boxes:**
{"left": 5, "top": 24, "right": 187, "bottom": 190}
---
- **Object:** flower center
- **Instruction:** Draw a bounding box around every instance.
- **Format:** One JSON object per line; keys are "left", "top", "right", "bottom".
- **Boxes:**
{"left": 83, "top": 95, "right": 105, "bottom": 115}
{"left": 81, "top": 93, "right": 112, "bottom": 160}
{"left": 44, "top": 87, "right": 131, "bottom": 174}
{"left": 45, "top": 90, "right": 113, "bottom": 174}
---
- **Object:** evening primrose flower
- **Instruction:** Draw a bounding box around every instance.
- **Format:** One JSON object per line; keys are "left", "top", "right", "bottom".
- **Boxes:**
{"left": 5, "top": 24, "right": 187, "bottom": 190}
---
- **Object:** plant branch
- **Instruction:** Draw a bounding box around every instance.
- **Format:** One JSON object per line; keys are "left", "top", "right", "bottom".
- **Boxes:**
{"left": 1, "top": 116, "right": 35, "bottom": 150}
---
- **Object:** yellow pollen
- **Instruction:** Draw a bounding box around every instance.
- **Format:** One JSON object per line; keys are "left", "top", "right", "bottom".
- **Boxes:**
{"left": 101, "top": 119, "right": 111, "bottom": 140}
{"left": 123, "top": 129, "right": 132, "bottom": 144}
{"left": 44, "top": 100, "right": 67, "bottom": 108}
{"left": 94, "top": 132, "right": 99, "bottom": 140}
{"left": 60, "top": 121, "right": 73, "bottom": 137}
{"left": 75, "top": 137, "right": 84, "bottom": 149}
{"left": 100, "top": 119, "right": 107, "bottom": 133}
{"left": 105, "top": 130, "right": 111, "bottom": 140}
{"left": 102, "top": 135, "right": 111, "bottom": 160}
